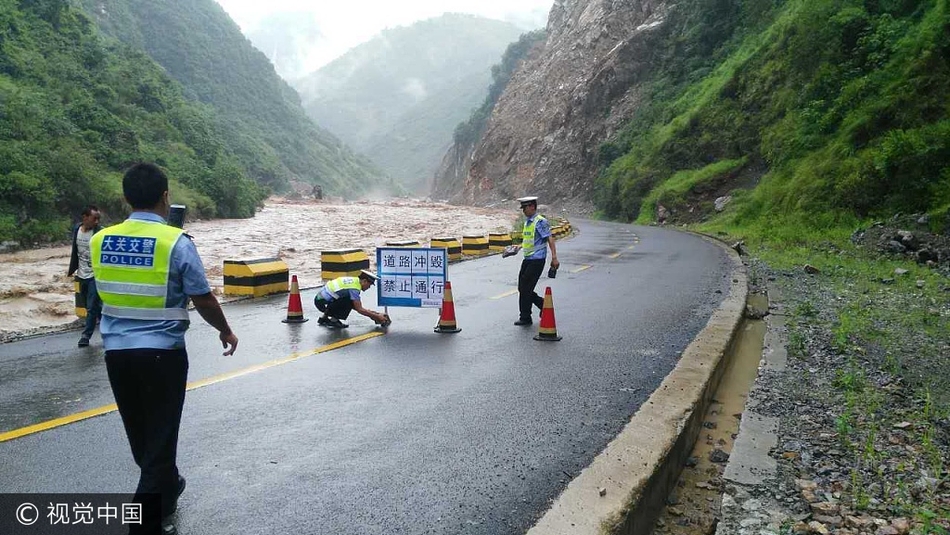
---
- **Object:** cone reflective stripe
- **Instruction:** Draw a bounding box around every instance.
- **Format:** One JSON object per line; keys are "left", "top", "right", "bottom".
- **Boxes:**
{"left": 533, "top": 286, "right": 562, "bottom": 341}
{"left": 282, "top": 275, "right": 309, "bottom": 323}
{"left": 434, "top": 281, "right": 461, "bottom": 333}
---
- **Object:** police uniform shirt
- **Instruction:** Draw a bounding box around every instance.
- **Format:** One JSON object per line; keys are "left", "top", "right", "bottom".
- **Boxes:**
{"left": 317, "top": 284, "right": 361, "bottom": 302}
{"left": 99, "top": 212, "right": 212, "bottom": 351}
{"left": 524, "top": 214, "right": 552, "bottom": 261}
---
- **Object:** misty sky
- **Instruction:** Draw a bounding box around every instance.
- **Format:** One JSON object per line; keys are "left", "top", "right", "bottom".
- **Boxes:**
{"left": 214, "top": 0, "right": 553, "bottom": 71}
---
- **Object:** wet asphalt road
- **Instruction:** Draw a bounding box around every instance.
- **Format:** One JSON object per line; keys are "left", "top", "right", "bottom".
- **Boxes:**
{"left": 0, "top": 220, "right": 733, "bottom": 535}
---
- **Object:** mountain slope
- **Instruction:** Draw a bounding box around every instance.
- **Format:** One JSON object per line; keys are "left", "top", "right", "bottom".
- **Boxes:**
{"left": 435, "top": 0, "right": 950, "bottom": 234}
{"left": 244, "top": 11, "right": 326, "bottom": 81}
{"left": 0, "top": 0, "right": 268, "bottom": 243}
{"left": 76, "top": 0, "right": 388, "bottom": 195}
{"left": 295, "top": 14, "right": 524, "bottom": 192}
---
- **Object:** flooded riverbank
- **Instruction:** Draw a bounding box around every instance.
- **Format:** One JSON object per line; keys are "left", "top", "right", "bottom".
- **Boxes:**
{"left": 0, "top": 198, "right": 516, "bottom": 342}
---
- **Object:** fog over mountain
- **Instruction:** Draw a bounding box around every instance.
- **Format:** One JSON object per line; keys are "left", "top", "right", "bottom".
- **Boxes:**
{"left": 231, "top": 3, "right": 551, "bottom": 80}
{"left": 294, "top": 14, "right": 527, "bottom": 192}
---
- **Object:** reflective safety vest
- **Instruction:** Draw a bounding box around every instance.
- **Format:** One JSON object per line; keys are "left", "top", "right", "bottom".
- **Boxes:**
{"left": 90, "top": 219, "right": 188, "bottom": 321}
{"left": 522, "top": 214, "right": 547, "bottom": 257}
{"left": 325, "top": 276, "right": 362, "bottom": 298}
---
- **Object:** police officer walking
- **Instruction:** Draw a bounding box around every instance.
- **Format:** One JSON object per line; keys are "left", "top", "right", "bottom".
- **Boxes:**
{"left": 90, "top": 163, "right": 238, "bottom": 535}
{"left": 512, "top": 196, "right": 559, "bottom": 326}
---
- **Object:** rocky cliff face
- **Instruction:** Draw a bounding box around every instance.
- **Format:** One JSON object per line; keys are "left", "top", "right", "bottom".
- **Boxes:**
{"left": 432, "top": 0, "right": 671, "bottom": 209}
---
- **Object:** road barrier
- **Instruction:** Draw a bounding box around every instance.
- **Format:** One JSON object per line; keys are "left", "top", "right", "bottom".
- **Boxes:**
{"left": 384, "top": 240, "right": 420, "bottom": 247}
{"left": 488, "top": 232, "right": 513, "bottom": 251}
{"left": 430, "top": 237, "right": 462, "bottom": 262}
{"left": 223, "top": 258, "right": 289, "bottom": 297}
{"left": 321, "top": 249, "right": 370, "bottom": 281}
{"left": 73, "top": 280, "right": 86, "bottom": 318}
{"left": 461, "top": 235, "right": 489, "bottom": 256}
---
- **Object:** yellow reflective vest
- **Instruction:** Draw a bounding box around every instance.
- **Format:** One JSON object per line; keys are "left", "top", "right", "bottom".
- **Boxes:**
{"left": 522, "top": 214, "right": 547, "bottom": 257}
{"left": 326, "top": 276, "right": 362, "bottom": 297}
{"left": 90, "top": 219, "right": 188, "bottom": 321}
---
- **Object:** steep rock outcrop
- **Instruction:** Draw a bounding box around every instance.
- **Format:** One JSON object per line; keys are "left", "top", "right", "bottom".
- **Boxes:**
{"left": 433, "top": 0, "right": 671, "bottom": 207}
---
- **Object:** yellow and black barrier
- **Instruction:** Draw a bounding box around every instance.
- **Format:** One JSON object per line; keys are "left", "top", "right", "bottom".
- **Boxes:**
{"left": 430, "top": 237, "right": 462, "bottom": 262}
{"left": 488, "top": 232, "right": 513, "bottom": 251}
{"left": 224, "top": 258, "right": 290, "bottom": 297}
{"left": 321, "top": 248, "right": 369, "bottom": 280}
{"left": 552, "top": 219, "right": 573, "bottom": 239}
{"left": 74, "top": 280, "right": 86, "bottom": 318}
{"left": 223, "top": 258, "right": 289, "bottom": 297}
{"left": 461, "top": 235, "right": 489, "bottom": 256}
{"left": 385, "top": 240, "right": 420, "bottom": 247}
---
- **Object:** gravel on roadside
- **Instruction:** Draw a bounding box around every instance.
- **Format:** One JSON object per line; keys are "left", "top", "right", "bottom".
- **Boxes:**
{"left": 717, "top": 254, "right": 950, "bottom": 535}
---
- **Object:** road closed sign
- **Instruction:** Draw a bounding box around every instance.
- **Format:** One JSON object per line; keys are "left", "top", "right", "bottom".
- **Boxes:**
{"left": 376, "top": 247, "right": 447, "bottom": 308}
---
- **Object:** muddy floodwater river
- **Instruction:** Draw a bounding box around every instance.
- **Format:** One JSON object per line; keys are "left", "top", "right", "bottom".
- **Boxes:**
{"left": 0, "top": 198, "right": 517, "bottom": 342}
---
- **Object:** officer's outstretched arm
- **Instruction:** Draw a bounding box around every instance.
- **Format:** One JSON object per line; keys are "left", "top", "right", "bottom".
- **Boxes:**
{"left": 352, "top": 298, "right": 385, "bottom": 323}
{"left": 191, "top": 292, "right": 239, "bottom": 355}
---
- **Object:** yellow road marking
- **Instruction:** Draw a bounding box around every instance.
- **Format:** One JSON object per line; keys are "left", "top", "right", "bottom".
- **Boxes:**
{"left": 0, "top": 331, "right": 384, "bottom": 443}
{"left": 490, "top": 289, "right": 518, "bottom": 300}
{"left": 570, "top": 265, "right": 592, "bottom": 273}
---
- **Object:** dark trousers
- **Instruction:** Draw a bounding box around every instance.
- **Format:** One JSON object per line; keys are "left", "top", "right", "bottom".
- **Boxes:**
{"left": 518, "top": 258, "right": 546, "bottom": 320}
{"left": 77, "top": 277, "right": 102, "bottom": 338}
{"left": 315, "top": 294, "right": 354, "bottom": 320}
{"left": 105, "top": 348, "right": 188, "bottom": 525}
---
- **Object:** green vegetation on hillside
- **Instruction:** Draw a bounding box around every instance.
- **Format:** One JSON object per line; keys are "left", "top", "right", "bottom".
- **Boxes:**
{"left": 595, "top": 0, "right": 949, "bottom": 241}
{"left": 0, "top": 0, "right": 264, "bottom": 243}
{"left": 76, "top": 0, "right": 387, "bottom": 195}
{"left": 297, "top": 14, "right": 526, "bottom": 192}
{"left": 590, "top": 2, "right": 950, "bottom": 512}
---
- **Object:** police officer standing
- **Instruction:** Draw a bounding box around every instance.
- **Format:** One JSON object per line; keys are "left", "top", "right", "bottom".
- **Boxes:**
{"left": 512, "top": 196, "right": 559, "bottom": 326}
{"left": 90, "top": 163, "right": 238, "bottom": 535}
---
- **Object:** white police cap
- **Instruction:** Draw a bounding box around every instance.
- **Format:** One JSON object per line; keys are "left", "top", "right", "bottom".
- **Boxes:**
{"left": 517, "top": 196, "right": 538, "bottom": 206}
{"left": 359, "top": 270, "right": 378, "bottom": 283}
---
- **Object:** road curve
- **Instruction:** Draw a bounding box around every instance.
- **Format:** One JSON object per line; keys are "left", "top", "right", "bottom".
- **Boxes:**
{"left": 0, "top": 220, "right": 735, "bottom": 535}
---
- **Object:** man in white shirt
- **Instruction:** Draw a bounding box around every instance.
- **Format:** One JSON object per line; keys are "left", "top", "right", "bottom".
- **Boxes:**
{"left": 67, "top": 205, "right": 102, "bottom": 347}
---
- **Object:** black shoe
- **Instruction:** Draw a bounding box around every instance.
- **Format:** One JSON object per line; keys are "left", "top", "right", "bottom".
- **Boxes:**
{"left": 327, "top": 317, "right": 348, "bottom": 328}
{"left": 78, "top": 337, "right": 90, "bottom": 347}
{"left": 164, "top": 476, "right": 186, "bottom": 518}
{"left": 317, "top": 316, "right": 329, "bottom": 325}
{"left": 514, "top": 318, "right": 533, "bottom": 326}
{"left": 161, "top": 518, "right": 178, "bottom": 535}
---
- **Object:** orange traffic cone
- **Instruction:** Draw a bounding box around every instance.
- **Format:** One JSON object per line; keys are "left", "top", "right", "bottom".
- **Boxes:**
{"left": 434, "top": 281, "right": 461, "bottom": 333}
{"left": 533, "top": 286, "right": 562, "bottom": 341}
{"left": 282, "top": 275, "right": 309, "bottom": 323}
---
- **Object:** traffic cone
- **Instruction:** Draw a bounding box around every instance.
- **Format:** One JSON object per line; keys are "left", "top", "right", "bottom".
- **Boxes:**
{"left": 282, "top": 275, "right": 309, "bottom": 323}
{"left": 533, "top": 286, "right": 562, "bottom": 341}
{"left": 434, "top": 281, "right": 461, "bottom": 333}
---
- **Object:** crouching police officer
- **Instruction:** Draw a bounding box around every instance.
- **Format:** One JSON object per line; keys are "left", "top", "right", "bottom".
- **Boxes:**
{"left": 91, "top": 163, "right": 238, "bottom": 535}
{"left": 314, "top": 270, "right": 389, "bottom": 328}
